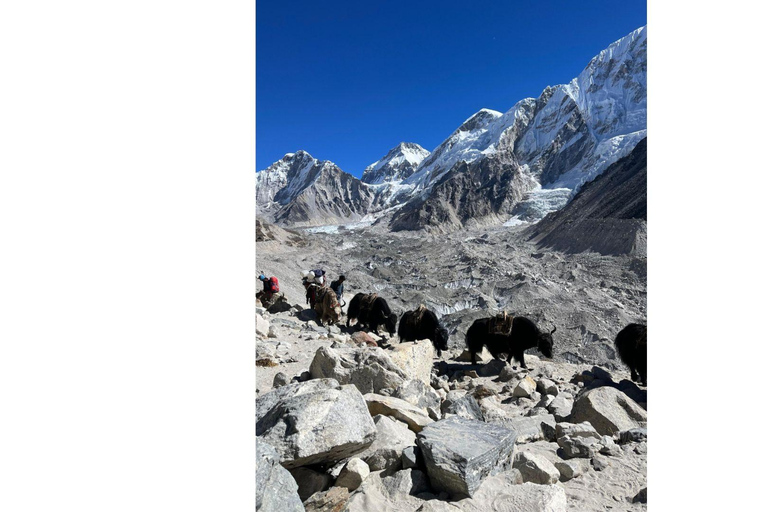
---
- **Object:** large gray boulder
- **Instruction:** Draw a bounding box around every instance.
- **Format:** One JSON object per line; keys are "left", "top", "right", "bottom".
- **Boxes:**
{"left": 309, "top": 346, "right": 408, "bottom": 394}
{"left": 570, "top": 386, "right": 647, "bottom": 435}
{"left": 255, "top": 379, "right": 376, "bottom": 468}
{"left": 356, "top": 414, "right": 417, "bottom": 471}
{"left": 255, "top": 437, "right": 304, "bottom": 512}
{"left": 416, "top": 417, "right": 518, "bottom": 498}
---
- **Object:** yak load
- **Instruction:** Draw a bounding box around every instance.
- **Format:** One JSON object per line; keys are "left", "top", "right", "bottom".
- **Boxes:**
{"left": 305, "top": 283, "right": 341, "bottom": 326}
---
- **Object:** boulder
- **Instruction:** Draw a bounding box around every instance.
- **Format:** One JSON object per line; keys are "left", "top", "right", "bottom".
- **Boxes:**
{"left": 309, "top": 346, "right": 408, "bottom": 394}
{"left": 555, "top": 422, "right": 601, "bottom": 440}
{"left": 288, "top": 467, "right": 332, "bottom": 502}
{"left": 450, "top": 478, "right": 566, "bottom": 512}
{"left": 556, "top": 435, "right": 601, "bottom": 459}
{"left": 619, "top": 427, "right": 648, "bottom": 444}
{"left": 351, "top": 331, "right": 376, "bottom": 346}
{"left": 570, "top": 387, "right": 647, "bottom": 435}
{"left": 513, "top": 376, "right": 537, "bottom": 398}
{"left": 272, "top": 372, "right": 289, "bottom": 388}
{"left": 255, "top": 379, "right": 376, "bottom": 468}
{"left": 344, "top": 469, "right": 431, "bottom": 512}
{"left": 554, "top": 459, "right": 588, "bottom": 482}
{"left": 303, "top": 486, "right": 350, "bottom": 512}
{"left": 255, "top": 437, "right": 304, "bottom": 512}
{"left": 441, "top": 392, "right": 483, "bottom": 421}
{"left": 401, "top": 445, "right": 420, "bottom": 469}
{"left": 513, "top": 451, "right": 560, "bottom": 484}
{"left": 335, "top": 458, "right": 370, "bottom": 492}
{"left": 546, "top": 395, "right": 573, "bottom": 422}
{"left": 497, "top": 365, "right": 517, "bottom": 382}
{"left": 365, "top": 394, "right": 434, "bottom": 433}
{"left": 356, "top": 414, "right": 416, "bottom": 471}
{"left": 478, "top": 358, "right": 506, "bottom": 377}
{"left": 387, "top": 340, "right": 435, "bottom": 386}
{"left": 255, "top": 313, "right": 270, "bottom": 338}
{"left": 536, "top": 378, "right": 558, "bottom": 396}
{"left": 417, "top": 417, "right": 518, "bottom": 498}
{"left": 393, "top": 379, "right": 441, "bottom": 410}
{"left": 490, "top": 414, "right": 556, "bottom": 444}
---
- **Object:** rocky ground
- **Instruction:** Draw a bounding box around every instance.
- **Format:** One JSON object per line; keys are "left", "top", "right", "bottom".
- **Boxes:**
{"left": 257, "top": 222, "right": 646, "bottom": 369}
{"left": 256, "top": 221, "right": 646, "bottom": 511}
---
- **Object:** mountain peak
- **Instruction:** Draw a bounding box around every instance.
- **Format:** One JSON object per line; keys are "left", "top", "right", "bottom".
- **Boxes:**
{"left": 362, "top": 142, "right": 430, "bottom": 184}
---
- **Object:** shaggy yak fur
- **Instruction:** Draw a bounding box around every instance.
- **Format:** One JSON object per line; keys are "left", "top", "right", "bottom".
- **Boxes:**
{"left": 614, "top": 323, "right": 647, "bottom": 386}
{"left": 465, "top": 316, "right": 555, "bottom": 367}
{"left": 398, "top": 306, "right": 449, "bottom": 357}
{"left": 313, "top": 287, "right": 341, "bottom": 326}
{"left": 347, "top": 293, "right": 397, "bottom": 336}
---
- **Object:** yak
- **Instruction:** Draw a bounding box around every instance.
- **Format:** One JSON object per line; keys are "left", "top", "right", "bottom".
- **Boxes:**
{"left": 347, "top": 292, "right": 397, "bottom": 336}
{"left": 614, "top": 323, "right": 647, "bottom": 386}
{"left": 397, "top": 305, "right": 449, "bottom": 357}
{"left": 465, "top": 315, "right": 555, "bottom": 368}
{"left": 313, "top": 286, "right": 342, "bottom": 326}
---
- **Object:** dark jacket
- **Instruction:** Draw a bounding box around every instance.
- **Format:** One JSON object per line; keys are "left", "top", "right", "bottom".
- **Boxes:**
{"left": 330, "top": 279, "right": 344, "bottom": 299}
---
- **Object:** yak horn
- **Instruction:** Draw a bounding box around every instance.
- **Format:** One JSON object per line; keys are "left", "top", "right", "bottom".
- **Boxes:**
{"left": 550, "top": 326, "right": 557, "bottom": 334}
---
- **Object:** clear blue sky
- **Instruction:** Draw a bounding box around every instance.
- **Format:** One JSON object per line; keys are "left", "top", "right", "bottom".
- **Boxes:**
{"left": 257, "top": 1, "right": 646, "bottom": 177}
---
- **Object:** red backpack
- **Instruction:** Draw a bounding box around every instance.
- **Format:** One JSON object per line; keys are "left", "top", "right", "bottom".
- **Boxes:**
{"left": 268, "top": 276, "right": 279, "bottom": 293}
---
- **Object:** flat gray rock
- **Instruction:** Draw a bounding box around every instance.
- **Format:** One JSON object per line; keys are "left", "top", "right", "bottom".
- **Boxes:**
{"left": 416, "top": 417, "right": 518, "bottom": 498}
{"left": 309, "top": 346, "right": 409, "bottom": 394}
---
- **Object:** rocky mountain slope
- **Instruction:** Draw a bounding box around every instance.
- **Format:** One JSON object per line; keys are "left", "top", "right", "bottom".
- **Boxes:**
{"left": 527, "top": 138, "right": 647, "bottom": 256}
{"left": 362, "top": 142, "right": 430, "bottom": 184}
{"left": 256, "top": 26, "right": 646, "bottom": 233}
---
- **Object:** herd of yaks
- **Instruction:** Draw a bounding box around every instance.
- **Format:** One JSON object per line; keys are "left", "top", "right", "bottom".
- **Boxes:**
{"left": 305, "top": 287, "right": 647, "bottom": 388}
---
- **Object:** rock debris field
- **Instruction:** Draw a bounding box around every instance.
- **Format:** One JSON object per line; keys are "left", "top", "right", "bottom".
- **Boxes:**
{"left": 256, "top": 223, "right": 646, "bottom": 511}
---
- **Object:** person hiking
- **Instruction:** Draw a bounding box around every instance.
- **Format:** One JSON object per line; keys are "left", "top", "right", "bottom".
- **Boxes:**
{"left": 257, "top": 273, "right": 280, "bottom": 306}
{"left": 330, "top": 275, "right": 345, "bottom": 304}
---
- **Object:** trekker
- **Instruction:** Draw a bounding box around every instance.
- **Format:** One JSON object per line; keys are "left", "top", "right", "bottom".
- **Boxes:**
{"left": 257, "top": 273, "right": 280, "bottom": 306}
{"left": 330, "top": 275, "right": 345, "bottom": 303}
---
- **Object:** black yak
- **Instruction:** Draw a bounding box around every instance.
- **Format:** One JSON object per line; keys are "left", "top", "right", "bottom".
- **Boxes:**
{"left": 465, "top": 315, "right": 555, "bottom": 368}
{"left": 397, "top": 305, "right": 449, "bottom": 357}
{"left": 614, "top": 323, "right": 647, "bottom": 386}
{"left": 347, "top": 293, "right": 398, "bottom": 336}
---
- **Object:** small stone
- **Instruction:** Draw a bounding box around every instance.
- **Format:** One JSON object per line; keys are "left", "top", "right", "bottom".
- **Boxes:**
{"left": 335, "top": 458, "right": 370, "bottom": 492}
{"left": 599, "top": 436, "right": 622, "bottom": 456}
{"left": 537, "top": 378, "right": 559, "bottom": 396}
{"left": 619, "top": 427, "right": 648, "bottom": 444}
{"left": 554, "top": 460, "right": 588, "bottom": 482}
{"left": 591, "top": 454, "right": 610, "bottom": 471}
{"left": 498, "top": 365, "right": 517, "bottom": 382}
{"left": 272, "top": 372, "right": 289, "bottom": 388}
{"left": 557, "top": 435, "right": 600, "bottom": 459}
{"left": 513, "top": 376, "right": 537, "bottom": 398}
{"left": 513, "top": 451, "right": 560, "bottom": 484}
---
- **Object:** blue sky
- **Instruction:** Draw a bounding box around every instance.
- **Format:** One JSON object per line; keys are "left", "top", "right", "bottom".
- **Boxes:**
{"left": 257, "top": 1, "right": 646, "bottom": 177}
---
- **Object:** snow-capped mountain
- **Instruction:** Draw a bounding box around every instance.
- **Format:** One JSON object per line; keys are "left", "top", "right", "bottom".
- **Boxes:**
{"left": 390, "top": 25, "right": 647, "bottom": 231}
{"left": 256, "top": 26, "right": 647, "bottom": 232}
{"left": 256, "top": 150, "right": 394, "bottom": 227}
{"left": 361, "top": 142, "right": 430, "bottom": 184}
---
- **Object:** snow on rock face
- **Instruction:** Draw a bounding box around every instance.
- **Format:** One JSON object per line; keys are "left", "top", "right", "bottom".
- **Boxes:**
{"left": 389, "top": 26, "right": 647, "bottom": 230}
{"left": 361, "top": 142, "right": 430, "bottom": 184}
